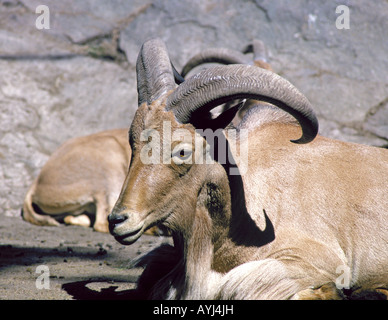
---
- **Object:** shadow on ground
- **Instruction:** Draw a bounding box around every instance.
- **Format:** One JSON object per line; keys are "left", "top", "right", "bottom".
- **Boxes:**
{"left": 62, "top": 280, "right": 140, "bottom": 300}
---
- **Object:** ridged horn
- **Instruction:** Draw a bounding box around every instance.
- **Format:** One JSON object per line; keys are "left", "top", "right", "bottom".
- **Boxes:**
{"left": 181, "top": 39, "right": 270, "bottom": 78}
{"left": 136, "top": 38, "right": 176, "bottom": 106}
{"left": 166, "top": 64, "right": 318, "bottom": 144}
{"left": 181, "top": 48, "right": 249, "bottom": 77}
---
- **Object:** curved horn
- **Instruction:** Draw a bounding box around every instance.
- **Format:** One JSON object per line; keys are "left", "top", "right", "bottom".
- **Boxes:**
{"left": 166, "top": 64, "right": 318, "bottom": 144}
{"left": 181, "top": 39, "right": 271, "bottom": 78}
{"left": 181, "top": 48, "right": 249, "bottom": 77}
{"left": 136, "top": 38, "right": 176, "bottom": 106}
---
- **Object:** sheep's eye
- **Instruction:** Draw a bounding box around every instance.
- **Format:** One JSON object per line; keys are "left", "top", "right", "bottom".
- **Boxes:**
{"left": 172, "top": 145, "right": 192, "bottom": 164}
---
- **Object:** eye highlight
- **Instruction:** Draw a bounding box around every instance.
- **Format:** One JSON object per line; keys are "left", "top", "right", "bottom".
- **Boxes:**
{"left": 171, "top": 144, "right": 193, "bottom": 164}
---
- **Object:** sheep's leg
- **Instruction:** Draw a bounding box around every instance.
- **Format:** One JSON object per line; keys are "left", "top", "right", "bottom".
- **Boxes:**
{"left": 297, "top": 285, "right": 388, "bottom": 300}
{"left": 375, "top": 289, "right": 388, "bottom": 300}
{"left": 292, "top": 282, "right": 344, "bottom": 300}
{"left": 216, "top": 259, "right": 343, "bottom": 300}
{"left": 22, "top": 179, "right": 61, "bottom": 227}
{"left": 216, "top": 259, "right": 299, "bottom": 299}
{"left": 93, "top": 193, "right": 110, "bottom": 233}
{"left": 63, "top": 214, "right": 91, "bottom": 227}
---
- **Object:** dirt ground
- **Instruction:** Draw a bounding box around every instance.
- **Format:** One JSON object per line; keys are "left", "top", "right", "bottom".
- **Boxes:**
{"left": 0, "top": 215, "right": 169, "bottom": 300}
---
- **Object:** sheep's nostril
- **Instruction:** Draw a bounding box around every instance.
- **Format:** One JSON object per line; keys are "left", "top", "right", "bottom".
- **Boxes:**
{"left": 109, "top": 214, "right": 127, "bottom": 226}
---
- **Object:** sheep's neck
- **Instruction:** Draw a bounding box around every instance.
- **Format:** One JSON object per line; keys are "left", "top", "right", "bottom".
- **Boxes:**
{"left": 171, "top": 223, "right": 214, "bottom": 299}
{"left": 171, "top": 182, "right": 230, "bottom": 299}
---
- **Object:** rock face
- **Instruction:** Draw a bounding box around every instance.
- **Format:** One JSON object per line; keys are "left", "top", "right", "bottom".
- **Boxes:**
{"left": 1, "top": 0, "right": 387, "bottom": 218}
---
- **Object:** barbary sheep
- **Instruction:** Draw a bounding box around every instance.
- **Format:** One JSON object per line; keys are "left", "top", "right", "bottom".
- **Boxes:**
{"left": 109, "top": 38, "right": 388, "bottom": 299}
{"left": 22, "top": 129, "right": 131, "bottom": 232}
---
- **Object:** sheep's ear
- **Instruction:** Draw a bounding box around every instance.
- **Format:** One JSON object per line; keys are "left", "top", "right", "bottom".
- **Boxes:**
{"left": 136, "top": 38, "right": 176, "bottom": 107}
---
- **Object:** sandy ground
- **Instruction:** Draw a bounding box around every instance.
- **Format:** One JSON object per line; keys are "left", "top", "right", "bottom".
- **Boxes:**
{"left": 0, "top": 216, "right": 169, "bottom": 300}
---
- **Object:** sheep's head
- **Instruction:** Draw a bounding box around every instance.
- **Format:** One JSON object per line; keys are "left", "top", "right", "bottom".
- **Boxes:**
{"left": 108, "top": 38, "right": 318, "bottom": 245}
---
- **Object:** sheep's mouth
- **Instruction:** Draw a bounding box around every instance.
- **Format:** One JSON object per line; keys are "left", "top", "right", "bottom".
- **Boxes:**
{"left": 110, "top": 209, "right": 170, "bottom": 245}
{"left": 113, "top": 225, "right": 144, "bottom": 245}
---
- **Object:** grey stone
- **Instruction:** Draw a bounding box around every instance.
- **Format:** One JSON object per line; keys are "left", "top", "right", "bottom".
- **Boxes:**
{"left": 364, "top": 99, "right": 388, "bottom": 141}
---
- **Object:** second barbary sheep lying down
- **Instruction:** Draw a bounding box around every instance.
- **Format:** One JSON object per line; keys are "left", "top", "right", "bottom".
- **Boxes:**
{"left": 22, "top": 129, "right": 131, "bottom": 233}
{"left": 22, "top": 128, "right": 168, "bottom": 236}
{"left": 108, "top": 38, "right": 388, "bottom": 300}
